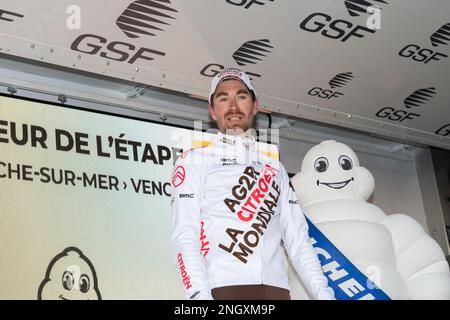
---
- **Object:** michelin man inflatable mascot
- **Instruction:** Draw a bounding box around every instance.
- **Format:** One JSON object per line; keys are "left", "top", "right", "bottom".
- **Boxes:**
{"left": 289, "top": 140, "right": 450, "bottom": 300}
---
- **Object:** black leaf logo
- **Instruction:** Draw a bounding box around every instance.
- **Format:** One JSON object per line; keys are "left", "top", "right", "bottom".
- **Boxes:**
{"left": 329, "top": 72, "right": 354, "bottom": 89}
{"left": 232, "top": 39, "right": 273, "bottom": 66}
{"left": 116, "top": 0, "right": 178, "bottom": 39}
{"left": 344, "top": 0, "right": 388, "bottom": 17}
{"left": 430, "top": 23, "right": 450, "bottom": 47}
{"left": 404, "top": 87, "right": 437, "bottom": 108}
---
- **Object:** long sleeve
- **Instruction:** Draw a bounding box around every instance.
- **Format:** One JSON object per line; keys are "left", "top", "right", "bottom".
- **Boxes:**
{"left": 279, "top": 165, "right": 335, "bottom": 300}
{"left": 170, "top": 153, "right": 212, "bottom": 300}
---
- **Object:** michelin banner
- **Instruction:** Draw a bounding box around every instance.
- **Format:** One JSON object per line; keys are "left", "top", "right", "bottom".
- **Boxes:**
{"left": 0, "top": 94, "right": 278, "bottom": 299}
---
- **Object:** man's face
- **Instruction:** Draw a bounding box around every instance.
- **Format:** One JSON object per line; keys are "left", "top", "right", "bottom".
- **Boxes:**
{"left": 208, "top": 79, "right": 259, "bottom": 134}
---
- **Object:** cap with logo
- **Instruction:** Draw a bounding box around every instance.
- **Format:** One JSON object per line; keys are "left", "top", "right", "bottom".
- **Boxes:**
{"left": 208, "top": 68, "right": 257, "bottom": 104}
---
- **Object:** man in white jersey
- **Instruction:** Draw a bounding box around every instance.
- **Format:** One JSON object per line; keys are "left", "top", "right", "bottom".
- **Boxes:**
{"left": 170, "top": 67, "right": 334, "bottom": 300}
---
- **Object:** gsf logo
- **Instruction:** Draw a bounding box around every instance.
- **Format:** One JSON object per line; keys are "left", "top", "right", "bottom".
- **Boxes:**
{"left": 71, "top": 34, "right": 165, "bottom": 64}
{"left": 308, "top": 72, "right": 354, "bottom": 100}
{"left": 308, "top": 89, "right": 342, "bottom": 100}
{"left": 225, "top": 0, "right": 274, "bottom": 9}
{"left": 201, "top": 64, "right": 261, "bottom": 80}
{"left": 300, "top": 12, "right": 375, "bottom": 42}
{"left": 436, "top": 124, "right": 450, "bottom": 136}
{"left": 399, "top": 23, "right": 449, "bottom": 64}
{"left": 375, "top": 107, "right": 420, "bottom": 123}
{"left": 299, "top": 1, "right": 388, "bottom": 42}
{"left": 70, "top": 0, "right": 178, "bottom": 64}
{"left": 375, "top": 87, "right": 437, "bottom": 123}
{"left": 399, "top": 45, "right": 447, "bottom": 64}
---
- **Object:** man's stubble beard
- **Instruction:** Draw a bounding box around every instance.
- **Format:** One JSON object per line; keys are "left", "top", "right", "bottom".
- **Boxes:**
{"left": 219, "top": 110, "right": 256, "bottom": 135}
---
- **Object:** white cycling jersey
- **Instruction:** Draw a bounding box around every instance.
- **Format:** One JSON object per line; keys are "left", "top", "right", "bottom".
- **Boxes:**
{"left": 170, "top": 132, "right": 334, "bottom": 300}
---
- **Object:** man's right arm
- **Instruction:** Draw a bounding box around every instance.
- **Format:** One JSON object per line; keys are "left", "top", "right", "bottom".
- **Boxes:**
{"left": 170, "top": 153, "right": 212, "bottom": 300}
{"left": 278, "top": 164, "right": 335, "bottom": 300}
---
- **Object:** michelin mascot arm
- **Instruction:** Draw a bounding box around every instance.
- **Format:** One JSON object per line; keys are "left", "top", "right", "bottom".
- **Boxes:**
{"left": 381, "top": 214, "right": 450, "bottom": 299}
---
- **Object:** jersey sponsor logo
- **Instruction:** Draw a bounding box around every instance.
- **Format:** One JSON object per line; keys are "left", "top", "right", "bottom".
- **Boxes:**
{"left": 220, "top": 164, "right": 281, "bottom": 263}
{"left": 219, "top": 181, "right": 281, "bottom": 263}
{"left": 224, "top": 164, "right": 278, "bottom": 222}
{"left": 179, "top": 193, "right": 194, "bottom": 198}
{"left": 200, "top": 221, "right": 210, "bottom": 257}
{"left": 220, "top": 157, "right": 238, "bottom": 166}
{"left": 177, "top": 253, "right": 192, "bottom": 290}
{"left": 190, "top": 291, "right": 200, "bottom": 300}
{"left": 172, "top": 165, "right": 185, "bottom": 187}
{"left": 219, "top": 136, "right": 236, "bottom": 145}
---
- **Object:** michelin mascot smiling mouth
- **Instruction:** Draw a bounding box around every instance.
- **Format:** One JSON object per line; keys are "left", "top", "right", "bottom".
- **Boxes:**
{"left": 289, "top": 140, "right": 450, "bottom": 300}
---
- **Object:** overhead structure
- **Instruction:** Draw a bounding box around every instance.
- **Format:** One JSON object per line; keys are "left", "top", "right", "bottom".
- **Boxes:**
{"left": 0, "top": 0, "right": 449, "bottom": 149}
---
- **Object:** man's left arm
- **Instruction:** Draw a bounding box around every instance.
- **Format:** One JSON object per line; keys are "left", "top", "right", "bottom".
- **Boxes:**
{"left": 279, "top": 164, "right": 335, "bottom": 300}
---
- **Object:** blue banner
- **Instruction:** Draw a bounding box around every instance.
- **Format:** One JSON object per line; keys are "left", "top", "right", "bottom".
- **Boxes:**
{"left": 305, "top": 216, "right": 391, "bottom": 300}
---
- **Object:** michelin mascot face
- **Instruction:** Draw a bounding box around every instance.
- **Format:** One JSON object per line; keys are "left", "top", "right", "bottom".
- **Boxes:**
{"left": 292, "top": 140, "right": 374, "bottom": 206}
{"left": 38, "top": 247, "right": 101, "bottom": 300}
{"left": 289, "top": 140, "right": 450, "bottom": 300}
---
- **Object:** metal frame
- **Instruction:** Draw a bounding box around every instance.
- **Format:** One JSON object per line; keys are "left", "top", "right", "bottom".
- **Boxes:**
{"left": 415, "top": 148, "right": 450, "bottom": 254}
